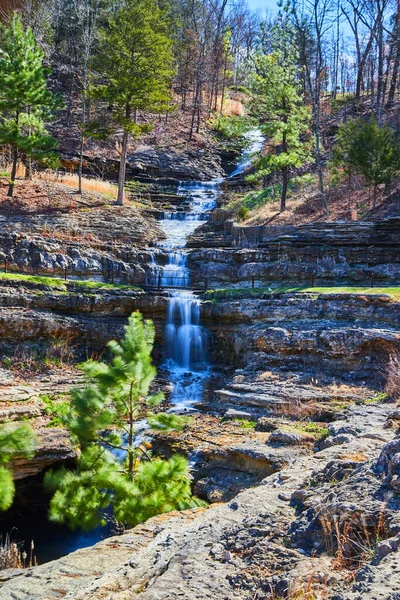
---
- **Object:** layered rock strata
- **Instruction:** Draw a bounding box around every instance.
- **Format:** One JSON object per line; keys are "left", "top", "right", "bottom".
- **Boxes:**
{"left": 189, "top": 217, "right": 400, "bottom": 286}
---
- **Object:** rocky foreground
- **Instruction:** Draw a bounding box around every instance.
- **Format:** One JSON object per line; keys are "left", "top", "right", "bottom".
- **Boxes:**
{"left": 2, "top": 400, "right": 400, "bottom": 599}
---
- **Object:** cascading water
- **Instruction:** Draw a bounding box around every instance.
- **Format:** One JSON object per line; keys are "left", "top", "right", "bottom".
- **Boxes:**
{"left": 148, "top": 129, "right": 263, "bottom": 411}
{"left": 163, "top": 292, "right": 210, "bottom": 410}
{"left": 229, "top": 128, "right": 264, "bottom": 177}
{"left": 149, "top": 182, "right": 219, "bottom": 409}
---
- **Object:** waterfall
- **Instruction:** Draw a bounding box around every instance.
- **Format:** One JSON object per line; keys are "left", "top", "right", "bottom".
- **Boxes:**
{"left": 229, "top": 129, "right": 264, "bottom": 177}
{"left": 147, "top": 178, "right": 220, "bottom": 410}
{"left": 147, "top": 129, "right": 263, "bottom": 411}
{"left": 163, "top": 292, "right": 210, "bottom": 410}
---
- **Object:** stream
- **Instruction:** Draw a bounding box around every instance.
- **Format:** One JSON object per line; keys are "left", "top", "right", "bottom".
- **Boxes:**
{"left": 1, "top": 130, "right": 262, "bottom": 565}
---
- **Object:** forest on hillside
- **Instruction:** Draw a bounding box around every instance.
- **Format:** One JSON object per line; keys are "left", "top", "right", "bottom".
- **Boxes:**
{"left": 0, "top": 0, "right": 400, "bottom": 217}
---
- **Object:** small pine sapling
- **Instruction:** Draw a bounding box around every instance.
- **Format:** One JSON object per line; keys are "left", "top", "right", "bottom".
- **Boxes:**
{"left": 45, "top": 312, "right": 202, "bottom": 531}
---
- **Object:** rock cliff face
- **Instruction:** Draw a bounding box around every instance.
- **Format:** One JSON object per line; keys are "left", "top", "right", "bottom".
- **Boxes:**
{"left": 0, "top": 207, "right": 162, "bottom": 283}
{"left": 189, "top": 217, "right": 400, "bottom": 286}
{"left": 2, "top": 285, "right": 399, "bottom": 385}
{"left": 1, "top": 169, "right": 400, "bottom": 599}
{"left": 59, "top": 137, "right": 228, "bottom": 183}
{"left": 202, "top": 292, "right": 400, "bottom": 388}
{"left": 0, "top": 373, "right": 79, "bottom": 480}
{"left": 127, "top": 145, "right": 226, "bottom": 181}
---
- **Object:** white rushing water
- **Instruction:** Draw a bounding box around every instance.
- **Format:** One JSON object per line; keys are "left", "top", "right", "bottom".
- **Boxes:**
{"left": 229, "top": 128, "right": 264, "bottom": 177}
{"left": 151, "top": 180, "right": 220, "bottom": 409}
{"left": 148, "top": 129, "right": 262, "bottom": 411}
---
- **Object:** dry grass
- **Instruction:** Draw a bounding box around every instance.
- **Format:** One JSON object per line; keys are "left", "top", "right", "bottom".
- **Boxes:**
{"left": 220, "top": 96, "right": 245, "bottom": 116}
{"left": 337, "top": 452, "right": 368, "bottom": 462}
{"left": 36, "top": 171, "right": 120, "bottom": 199}
{"left": 234, "top": 172, "right": 400, "bottom": 228}
{"left": 259, "top": 572, "right": 331, "bottom": 600}
{"left": 38, "top": 223, "right": 102, "bottom": 245}
{"left": 319, "top": 510, "right": 386, "bottom": 572}
{"left": 0, "top": 162, "right": 26, "bottom": 179}
{"left": 0, "top": 534, "right": 36, "bottom": 570}
{"left": 385, "top": 353, "right": 400, "bottom": 400}
{"left": 279, "top": 398, "right": 321, "bottom": 420}
{"left": 1, "top": 158, "right": 119, "bottom": 199}
{"left": 3, "top": 330, "right": 79, "bottom": 377}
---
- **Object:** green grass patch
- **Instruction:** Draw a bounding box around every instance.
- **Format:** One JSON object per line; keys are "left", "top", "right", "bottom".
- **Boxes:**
{"left": 233, "top": 418, "right": 257, "bottom": 429}
{"left": 282, "top": 421, "right": 329, "bottom": 441}
{"left": 233, "top": 174, "right": 317, "bottom": 219}
{"left": 204, "top": 286, "right": 400, "bottom": 301}
{"left": 331, "top": 92, "right": 355, "bottom": 112}
{"left": 330, "top": 400, "right": 352, "bottom": 412}
{"left": 309, "top": 287, "right": 400, "bottom": 300}
{"left": 210, "top": 114, "right": 255, "bottom": 140}
{"left": 363, "top": 392, "right": 389, "bottom": 404}
{"left": 0, "top": 271, "right": 138, "bottom": 292}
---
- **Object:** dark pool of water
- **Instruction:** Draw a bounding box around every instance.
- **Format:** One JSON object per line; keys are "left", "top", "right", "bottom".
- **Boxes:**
{"left": 0, "top": 513, "right": 109, "bottom": 565}
{"left": 0, "top": 476, "right": 111, "bottom": 565}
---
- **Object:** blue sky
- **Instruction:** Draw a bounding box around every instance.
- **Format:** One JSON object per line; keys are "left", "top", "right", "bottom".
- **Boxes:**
{"left": 247, "top": 0, "right": 279, "bottom": 15}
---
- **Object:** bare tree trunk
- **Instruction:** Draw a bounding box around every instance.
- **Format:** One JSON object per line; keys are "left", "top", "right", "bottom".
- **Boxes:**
{"left": 117, "top": 132, "right": 128, "bottom": 206}
{"left": 26, "top": 156, "right": 32, "bottom": 180}
{"left": 220, "top": 53, "right": 228, "bottom": 114}
{"left": 66, "top": 73, "right": 75, "bottom": 128}
{"left": 78, "top": 132, "right": 84, "bottom": 194}
{"left": 387, "top": 16, "right": 400, "bottom": 108}
{"left": 117, "top": 104, "right": 131, "bottom": 206}
{"left": 189, "top": 80, "right": 199, "bottom": 140}
{"left": 8, "top": 146, "right": 18, "bottom": 197}
{"left": 78, "top": 86, "right": 86, "bottom": 194}
{"left": 381, "top": 41, "right": 394, "bottom": 107}
{"left": 376, "top": 4, "right": 384, "bottom": 125}
{"left": 281, "top": 167, "right": 288, "bottom": 212}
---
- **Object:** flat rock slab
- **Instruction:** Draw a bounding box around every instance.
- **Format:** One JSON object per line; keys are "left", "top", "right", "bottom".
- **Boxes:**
{"left": 2, "top": 401, "right": 397, "bottom": 600}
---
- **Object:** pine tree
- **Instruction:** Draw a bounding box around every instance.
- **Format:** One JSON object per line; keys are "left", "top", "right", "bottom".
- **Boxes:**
{"left": 249, "top": 27, "right": 312, "bottom": 212}
{"left": 330, "top": 118, "right": 364, "bottom": 210}
{"left": 0, "top": 424, "right": 36, "bottom": 511}
{"left": 0, "top": 13, "right": 59, "bottom": 196}
{"left": 331, "top": 118, "right": 400, "bottom": 209}
{"left": 45, "top": 312, "right": 201, "bottom": 531}
{"left": 91, "top": 0, "right": 175, "bottom": 206}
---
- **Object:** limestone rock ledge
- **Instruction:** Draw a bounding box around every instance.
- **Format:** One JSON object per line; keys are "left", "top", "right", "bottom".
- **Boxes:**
{"left": 1, "top": 401, "right": 400, "bottom": 600}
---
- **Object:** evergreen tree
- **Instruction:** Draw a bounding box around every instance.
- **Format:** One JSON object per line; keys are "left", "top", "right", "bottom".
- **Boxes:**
{"left": 0, "top": 424, "right": 36, "bottom": 511}
{"left": 91, "top": 0, "right": 175, "bottom": 206}
{"left": 331, "top": 118, "right": 400, "bottom": 208}
{"left": 45, "top": 312, "right": 200, "bottom": 531}
{"left": 0, "top": 13, "right": 59, "bottom": 196}
{"left": 330, "top": 118, "right": 364, "bottom": 210}
{"left": 249, "top": 26, "right": 312, "bottom": 212}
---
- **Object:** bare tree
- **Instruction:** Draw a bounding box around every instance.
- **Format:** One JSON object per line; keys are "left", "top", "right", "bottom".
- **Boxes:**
{"left": 290, "top": 0, "right": 333, "bottom": 216}
{"left": 341, "top": 0, "right": 378, "bottom": 105}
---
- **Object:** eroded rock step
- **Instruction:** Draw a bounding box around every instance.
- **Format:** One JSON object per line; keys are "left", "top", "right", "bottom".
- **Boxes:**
{"left": 2, "top": 401, "right": 399, "bottom": 599}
